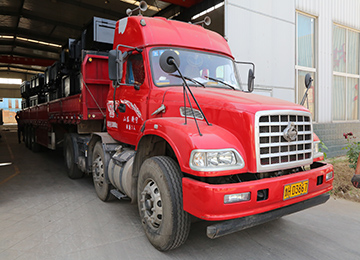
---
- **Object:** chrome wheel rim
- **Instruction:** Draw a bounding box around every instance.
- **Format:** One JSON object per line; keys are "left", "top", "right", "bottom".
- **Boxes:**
{"left": 93, "top": 154, "right": 104, "bottom": 187}
{"left": 140, "top": 178, "right": 163, "bottom": 229}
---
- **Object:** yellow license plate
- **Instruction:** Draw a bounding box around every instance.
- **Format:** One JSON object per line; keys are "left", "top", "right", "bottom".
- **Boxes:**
{"left": 283, "top": 180, "right": 309, "bottom": 200}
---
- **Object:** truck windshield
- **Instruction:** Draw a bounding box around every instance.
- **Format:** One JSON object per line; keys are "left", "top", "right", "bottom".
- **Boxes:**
{"left": 150, "top": 48, "right": 243, "bottom": 90}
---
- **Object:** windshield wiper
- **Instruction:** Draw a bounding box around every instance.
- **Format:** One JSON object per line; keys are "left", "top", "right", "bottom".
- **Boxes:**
{"left": 204, "top": 76, "right": 236, "bottom": 90}
{"left": 170, "top": 74, "right": 206, "bottom": 88}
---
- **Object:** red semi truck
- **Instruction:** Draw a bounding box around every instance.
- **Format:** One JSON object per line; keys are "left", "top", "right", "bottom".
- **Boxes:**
{"left": 19, "top": 13, "right": 334, "bottom": 251}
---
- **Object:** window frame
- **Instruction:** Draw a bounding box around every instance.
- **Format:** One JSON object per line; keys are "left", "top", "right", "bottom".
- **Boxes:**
{"left": 332, "top": 24, "right": 360, "bottom": 122}
{"left": 295, "top": 11, "right": 318, "bottom": 121}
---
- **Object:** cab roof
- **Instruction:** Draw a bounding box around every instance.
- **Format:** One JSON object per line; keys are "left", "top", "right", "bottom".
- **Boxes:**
{"left": 113, "top": 16, "right": 232, "bottom": 58}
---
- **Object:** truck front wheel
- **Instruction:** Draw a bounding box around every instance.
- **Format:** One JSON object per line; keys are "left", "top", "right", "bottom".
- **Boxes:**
{"left": 92, "top": 142, "right": 113, "bottom": 202}
{"left": 137, "top": 156, "right": 191, "bottom": 251}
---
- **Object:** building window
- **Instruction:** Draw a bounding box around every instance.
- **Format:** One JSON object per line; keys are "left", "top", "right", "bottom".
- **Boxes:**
{"left": 332, "top": 25, "right": 360, "bottom": 121}
{"left": 296, "top": 12, "right": 316, "bottom": 120}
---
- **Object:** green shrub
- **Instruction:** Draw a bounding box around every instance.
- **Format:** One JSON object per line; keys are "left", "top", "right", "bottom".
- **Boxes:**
{"left": 342, "top": 132, "right": 360, "bottom": 169}
{"left": 319, "top": 140, "right": 328, "bottom": 159}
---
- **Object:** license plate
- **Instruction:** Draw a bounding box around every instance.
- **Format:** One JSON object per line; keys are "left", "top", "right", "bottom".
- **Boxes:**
{"left": 283, "top": 180, "right": 308, "bottom": 200}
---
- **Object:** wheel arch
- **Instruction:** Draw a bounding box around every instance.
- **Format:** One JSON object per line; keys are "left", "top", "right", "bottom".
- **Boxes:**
{"left": 136, "top": 118, "right": 249, "bottom": 177}
{"left": 131, "top": 134, "right": 178, "bottom": 202}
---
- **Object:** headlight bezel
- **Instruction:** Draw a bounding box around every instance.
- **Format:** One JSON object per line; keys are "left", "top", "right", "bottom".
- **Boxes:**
{"left": 189, "top": 148, "right": 245, "bottom": 171}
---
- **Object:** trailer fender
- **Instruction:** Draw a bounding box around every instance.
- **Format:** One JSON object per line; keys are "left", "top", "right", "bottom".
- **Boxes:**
{"left": 89, "top": 132, "right": 119, "bottom": 151}
{"left": 136, "top": 117, "right": 248, "bottom": 177}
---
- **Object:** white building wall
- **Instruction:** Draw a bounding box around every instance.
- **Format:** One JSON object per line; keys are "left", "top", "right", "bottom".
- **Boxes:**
{"left": 296, "top": 0, "right": 360, "bottom": 123}
{"left": 225, "top": 0, "right": 296, "bottom": 102}
{"left": 224, "top": 0, "right": 360, "bottom": 157}
{"left": 225, "top": 0, "right": 360, "bottom": 124}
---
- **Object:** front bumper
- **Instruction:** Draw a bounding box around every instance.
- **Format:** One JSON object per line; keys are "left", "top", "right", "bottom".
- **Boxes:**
{"left": 182, "top": 162, "right": 333, "bottom": 221}
{"left": 207, "top": 193, "right": 330, "bottom": 239}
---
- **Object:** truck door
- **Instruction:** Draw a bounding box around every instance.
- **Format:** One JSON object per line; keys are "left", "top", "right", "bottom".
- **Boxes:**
{"left": 114, "top": 53, "right": 149, "bottom": 145}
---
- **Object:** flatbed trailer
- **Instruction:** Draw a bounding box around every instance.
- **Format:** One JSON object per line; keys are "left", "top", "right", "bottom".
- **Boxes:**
{"left": 21, "top": 53, "right": 109, "bottom": 151}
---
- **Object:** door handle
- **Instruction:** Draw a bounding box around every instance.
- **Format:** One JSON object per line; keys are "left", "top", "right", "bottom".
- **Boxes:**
{"left": 118, "top": 103, "right": 126, "bottom": 113}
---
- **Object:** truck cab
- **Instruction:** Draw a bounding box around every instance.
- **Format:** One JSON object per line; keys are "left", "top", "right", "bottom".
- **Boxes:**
{"left": 18, "top": 13, "right": 333, "bottom": 252}
{"left": 101, "top": 16, "right": 333, "bottom": 251}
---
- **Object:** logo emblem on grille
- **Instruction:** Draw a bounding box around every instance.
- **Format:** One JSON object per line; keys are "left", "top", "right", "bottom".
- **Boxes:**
{"left": 283, "top": 122, "right": 297, "bottom": 142}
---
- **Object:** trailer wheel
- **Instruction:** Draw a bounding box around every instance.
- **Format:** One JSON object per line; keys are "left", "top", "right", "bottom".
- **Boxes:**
{"left": 29, "top": 127, "right": 34, "bottom": 150}
{"left": 64, "top": 135, "right": 83, "bottom": 179}
{"left": 26, "top": 125, "right": 32, "bottom": 149}
{"left": 137, "top": 156, "right": 191, "bottom": 251}
{"left": 92, "top": 142, "right": 114, "bottom": 201}
{"left": 30, "top": 127, "right": 40, "bottom": 152}
{"left": 24, "top": 125, "right": 30, "bottom": 148}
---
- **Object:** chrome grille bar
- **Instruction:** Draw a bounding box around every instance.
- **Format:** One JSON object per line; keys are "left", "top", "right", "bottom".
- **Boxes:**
{"left": 255, "top": 110, "right": 313, "bottom": 172}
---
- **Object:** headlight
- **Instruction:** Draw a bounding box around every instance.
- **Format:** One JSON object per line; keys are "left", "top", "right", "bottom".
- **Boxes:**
{"left": 190, "top": 149, "right": 245, "bottom": 171}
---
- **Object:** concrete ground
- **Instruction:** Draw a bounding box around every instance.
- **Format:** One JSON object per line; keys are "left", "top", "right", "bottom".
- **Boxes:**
{"left": 0, "top": 126, "right": 360, "bottom": 260}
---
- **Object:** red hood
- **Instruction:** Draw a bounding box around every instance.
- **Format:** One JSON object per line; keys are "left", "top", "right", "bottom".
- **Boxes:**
{"left": 162, "top": 87, "right": 308, "bottom": 114}
{"left": 150, "top": 87, "right": 311, "bottom": 173}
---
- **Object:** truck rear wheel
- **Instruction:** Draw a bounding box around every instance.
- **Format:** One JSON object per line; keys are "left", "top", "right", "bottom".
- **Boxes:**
{"left": 92, "top": 142, "right": 114, "bottom": 201}
{"left": 137, "top": 156, "right": 191, "bottom": 251}
{"left": 28, "top": 126, "right": 34, "bottom": 150}
{"left": 64, "top": 135, "right": 83, "bottom": 179}
{"left": 24, "top": 125, "right": 30, "bottom": 148}
{"left": 30, "top": 127, "right": 40, "bottom": 152}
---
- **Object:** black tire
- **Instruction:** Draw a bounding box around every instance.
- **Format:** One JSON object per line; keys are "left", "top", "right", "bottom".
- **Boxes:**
{"left": 25, "top": 125, "right": 31, "bottom": 149}
{"left": 30, "top": 127, "right": 40, "bottom": 152}
{"left": 137, "top": 156, "right": 191, "bottom": 251}
{"left": 28, "top": 126, "right": 34, "bottom": 149}
{"left": 24, "top": 125, "right": 29, "bottom": 148}
{"left": 92, "top": 142, "right": 114, "bottom": 201}
{"left": 64, "top": 134, "right": 83, "bottom": 179}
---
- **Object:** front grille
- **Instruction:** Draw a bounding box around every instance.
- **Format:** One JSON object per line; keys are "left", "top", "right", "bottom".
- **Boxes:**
{"left": 255, "top": 110, "right": 313, "bottom": 172}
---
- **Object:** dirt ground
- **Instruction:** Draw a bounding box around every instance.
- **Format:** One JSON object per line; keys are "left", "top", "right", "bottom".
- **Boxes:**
{"left": 327, "top": 156, "right": 360, "bottom": 202}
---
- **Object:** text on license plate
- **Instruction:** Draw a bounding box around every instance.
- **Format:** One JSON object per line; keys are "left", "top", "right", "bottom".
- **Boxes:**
{"left": 283, "top": 180, "right": 309, "bottom": 200}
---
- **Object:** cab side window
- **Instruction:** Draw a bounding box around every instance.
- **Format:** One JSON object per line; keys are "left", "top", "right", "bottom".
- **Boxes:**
{"left": 126, "top": 54, "right": 145, "bottom": 85}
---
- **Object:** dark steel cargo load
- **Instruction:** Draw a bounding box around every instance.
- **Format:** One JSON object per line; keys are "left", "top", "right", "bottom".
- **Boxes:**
{"left": 82, "top": 17, "right": 116, "bottom": 51}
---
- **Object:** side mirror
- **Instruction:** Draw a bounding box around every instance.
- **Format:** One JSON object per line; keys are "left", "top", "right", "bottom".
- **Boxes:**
{"left": 108, "top": 49, "right": 123, "bottom": 84}
{"left": 234, "top": 61, "right": 255, "bottom": 92}
{"left": 248, "top": 69, "right": 255, "bottom": 93}
{"left": 305, "top": 73, "right": 313, "bottom": 89}
{"left": 159, "top": 50, "right": 180, "bottom": 73}
{"left": 300, "top": 73, "right": 313, "bottom": 106}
